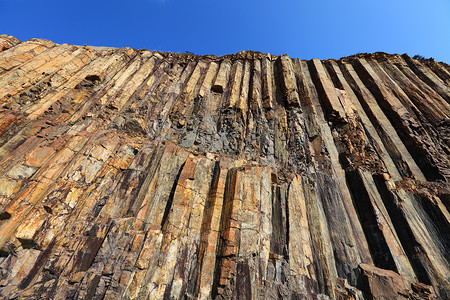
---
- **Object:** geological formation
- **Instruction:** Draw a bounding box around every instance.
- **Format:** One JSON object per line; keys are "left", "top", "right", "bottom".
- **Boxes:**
{"left": 0, "top": 34, "right": 448, "bottom": 300}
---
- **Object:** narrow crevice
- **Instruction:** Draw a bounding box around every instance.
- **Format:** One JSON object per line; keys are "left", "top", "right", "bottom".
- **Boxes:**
{"left": 270, "top": 185, "right": 285, "bottom": 256}
{"left": 125, "top": 144, "right": 165, "bottom": 217}
{"left": 194, "top": 160, "right": 221, "bottom": 297}
{"left": 272, "top": 59, "right": 285, "bottom": 108}
{"left": 323, "top": 61, "right": 344, "bottom": 90}
{"left": 161, "top": 161, "right": 186, "bottom": 229}
{"left": 18, "top": 238, "right": 57, "bottom": 289}
{"left": 438, "top": 193, "right": 450, "bottom": 213}
{"left": 243, "top": 60, "right": 255, "bottom": 151}
{"left": 345, "top": 170, "right": 398, "bottom": 272}
{"left": 211, "top": 168, "right": 238, "bottom": 298}
{"left": 307, "top": 60, "right": 334, "bottom": 124}
{"left": 284, "top": 184, "right": 290, "bottom": 260}
{"left": 416, "top": 194, "right": 450, "bottom": 257}
{"left": 372, "top": 174, "right": 432, "bottom": 284}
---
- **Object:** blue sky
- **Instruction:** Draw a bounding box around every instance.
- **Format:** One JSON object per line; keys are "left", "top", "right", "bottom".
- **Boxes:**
{"left": 2, "top": 0, "right": 450, "bottom": 62}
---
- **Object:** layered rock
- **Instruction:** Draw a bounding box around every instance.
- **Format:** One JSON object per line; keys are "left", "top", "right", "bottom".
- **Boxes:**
{"left": 0, "top": 35, "right": 449, "bottom": 299}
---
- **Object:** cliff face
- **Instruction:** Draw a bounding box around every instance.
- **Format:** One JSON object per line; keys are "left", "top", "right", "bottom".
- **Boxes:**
{"left": 0, "top": 34, "right": 449, "bottom": 299}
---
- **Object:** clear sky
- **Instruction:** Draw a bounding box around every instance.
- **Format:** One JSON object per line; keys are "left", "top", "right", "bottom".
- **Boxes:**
{"left": 2, "top": 0, "right": 450, "bottom": 62}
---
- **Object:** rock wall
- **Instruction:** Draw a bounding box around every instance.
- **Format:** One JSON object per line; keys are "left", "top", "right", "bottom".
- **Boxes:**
{"left": 0, "top": 34, "right": 449, "bottom": 299}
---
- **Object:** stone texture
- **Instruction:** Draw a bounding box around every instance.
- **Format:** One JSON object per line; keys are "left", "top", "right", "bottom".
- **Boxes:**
{"left": 0, "top": 38, "right": 448, "bottom": 299}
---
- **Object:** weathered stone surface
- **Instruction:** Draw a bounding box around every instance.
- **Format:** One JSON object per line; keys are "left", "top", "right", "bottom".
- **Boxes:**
{"left": 359, "top": 263, "right": 409, "bottom": 299}
{"left": 0, "top": 37, "right": 449, "bottom": 299}
{"left": 0, "top": 34, "right": 20, "bottom": 52}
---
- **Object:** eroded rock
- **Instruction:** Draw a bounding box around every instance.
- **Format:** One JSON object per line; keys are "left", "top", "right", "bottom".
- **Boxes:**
{"left": 0, "top": 37, "right": 448, "bottom": 299}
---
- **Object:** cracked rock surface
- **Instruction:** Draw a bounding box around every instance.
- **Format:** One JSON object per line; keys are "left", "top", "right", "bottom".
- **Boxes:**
{"left": 0, "top": 34, "right": 449, "bottom": 299}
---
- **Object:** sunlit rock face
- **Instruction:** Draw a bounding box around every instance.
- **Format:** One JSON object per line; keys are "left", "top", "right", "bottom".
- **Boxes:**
{"left": 0, "top": 34, "right": 449, "bottom": 299}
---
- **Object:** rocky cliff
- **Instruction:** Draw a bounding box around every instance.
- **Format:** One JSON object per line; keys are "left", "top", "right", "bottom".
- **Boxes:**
{"left": 0, "top": 34, "right": 449, "bottom": 299}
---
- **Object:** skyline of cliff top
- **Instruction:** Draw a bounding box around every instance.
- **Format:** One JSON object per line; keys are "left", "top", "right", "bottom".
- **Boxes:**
{"left": 3, "top": 35, "right": 449, "bottom": 70}
{"left": 3, "top": 0, "right": 450, "bottom": 63}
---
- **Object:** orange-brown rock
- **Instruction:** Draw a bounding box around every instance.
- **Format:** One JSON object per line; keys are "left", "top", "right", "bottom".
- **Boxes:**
{"left": 0, "top": 37, "right": 449, "bottom": 299}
